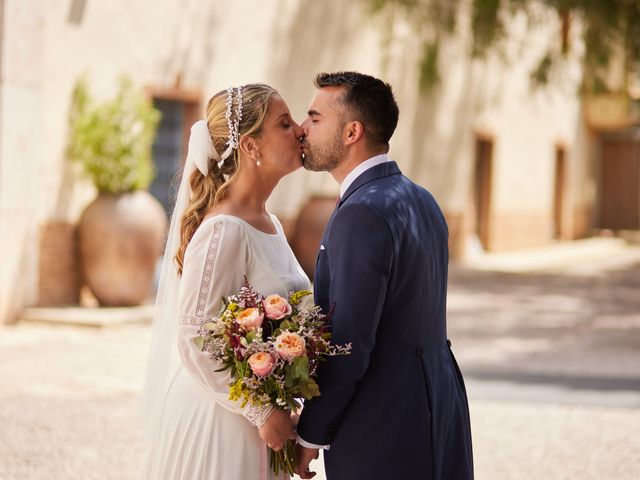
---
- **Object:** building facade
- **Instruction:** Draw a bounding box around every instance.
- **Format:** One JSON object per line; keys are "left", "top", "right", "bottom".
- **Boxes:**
{"left": 1, "top": 0, "right": 636, "bottom": 324}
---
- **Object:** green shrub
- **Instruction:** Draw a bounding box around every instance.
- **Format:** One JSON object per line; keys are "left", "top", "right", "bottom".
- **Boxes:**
{"left": 67, "top": 76, "right": 161, "bottom": 193}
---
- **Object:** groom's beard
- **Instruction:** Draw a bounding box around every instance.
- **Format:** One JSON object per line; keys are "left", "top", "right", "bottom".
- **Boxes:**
{"left": 302, "top": 135, "right": 344, "bottom": 172}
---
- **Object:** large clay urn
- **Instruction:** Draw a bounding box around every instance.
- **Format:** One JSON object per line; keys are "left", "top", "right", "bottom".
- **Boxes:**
{"left": 291, "top": 196, "right": 337, "bottom": 278}
{"left": 78, "top": 190, "right": 167, "bottom": 306}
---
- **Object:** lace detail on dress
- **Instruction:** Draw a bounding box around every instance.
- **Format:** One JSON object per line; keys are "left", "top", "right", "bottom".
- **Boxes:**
{"left": 243, "top": 403, "right": 275, "bottom": 428}
{"left": 195, "top": 222, "right": 224, "bottom": 318}
{"left": 178, "top": 314, "right": 208, "bottom": 326}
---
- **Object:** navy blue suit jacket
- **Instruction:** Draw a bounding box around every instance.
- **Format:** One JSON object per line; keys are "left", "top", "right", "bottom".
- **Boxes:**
{"left": 297, "top": 161, "right": 473, "bottom": 479}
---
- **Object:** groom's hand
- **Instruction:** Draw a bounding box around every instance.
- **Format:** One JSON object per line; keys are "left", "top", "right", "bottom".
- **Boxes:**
{"left": 258, "top": 408, "right": 296, "bottom": 451}
{"left": 291, "top": 411, "right": 300, "bottom": 429}
{"left": 294, "top": 444, "right": 318, "bottom": 479}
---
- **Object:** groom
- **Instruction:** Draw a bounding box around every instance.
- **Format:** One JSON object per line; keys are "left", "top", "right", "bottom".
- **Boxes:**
{"left": 294, "top": 72, "right": 473, "bottom": 479}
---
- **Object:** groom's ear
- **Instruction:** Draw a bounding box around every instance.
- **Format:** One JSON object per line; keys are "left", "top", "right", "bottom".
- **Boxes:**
{"left": 344, "top": 120, "right": 364, "bottom": 146}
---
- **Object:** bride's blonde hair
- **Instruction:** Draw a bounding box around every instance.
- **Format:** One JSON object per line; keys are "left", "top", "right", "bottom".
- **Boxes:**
{"left": 175, "top": 84, "right": 277, "bottom": 274}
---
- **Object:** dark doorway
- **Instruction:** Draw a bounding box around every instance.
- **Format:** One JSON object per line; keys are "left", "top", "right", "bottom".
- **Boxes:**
{"left": 473, "top": 137, "right": 494, "bottom": 249}
{"left": 553, "top": 146, "right": 568, "bottom": 238}
{"left": 599, "top": 134, "right": 640, "bottom": 230}
{"left": 148, "top": 89, "right": 201, "bottom": 216}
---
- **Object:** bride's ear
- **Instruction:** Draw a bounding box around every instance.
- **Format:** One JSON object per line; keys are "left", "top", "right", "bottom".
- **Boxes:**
{"left": 239, "top": 136, "right": 260, "bottom": 162}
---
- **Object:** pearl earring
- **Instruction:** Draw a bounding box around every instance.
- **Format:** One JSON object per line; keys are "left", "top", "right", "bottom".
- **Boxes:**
{"left": 256, "top": 159, "right": 261, "bottom": 167}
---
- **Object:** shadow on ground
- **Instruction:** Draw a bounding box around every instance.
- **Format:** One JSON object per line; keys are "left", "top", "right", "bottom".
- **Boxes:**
{"left": 447, "top": 260, "right": 640, "bottom": 385}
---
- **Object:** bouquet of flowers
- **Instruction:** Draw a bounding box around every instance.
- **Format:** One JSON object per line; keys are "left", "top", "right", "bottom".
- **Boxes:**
{"left": 194, "top": 277, "right": 351, "bottom": 476}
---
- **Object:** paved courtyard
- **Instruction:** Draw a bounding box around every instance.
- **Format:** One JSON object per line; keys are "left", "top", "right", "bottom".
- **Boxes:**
{"left": 1, "top": 239, "right": 639, "bottom": 479}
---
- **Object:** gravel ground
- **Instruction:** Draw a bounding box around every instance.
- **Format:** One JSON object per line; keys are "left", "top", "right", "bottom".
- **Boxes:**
{"left": 1, "top": 244, "right": 639, "bottom": 479}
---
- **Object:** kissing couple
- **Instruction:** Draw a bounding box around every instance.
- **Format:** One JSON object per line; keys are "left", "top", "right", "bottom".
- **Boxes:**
{"left": 141, "top": 71, "right": 473, "bottom": 480}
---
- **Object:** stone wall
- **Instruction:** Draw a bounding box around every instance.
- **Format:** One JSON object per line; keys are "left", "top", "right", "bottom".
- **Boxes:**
{"left": 0, "top": 0, "right": 593, "bottom": 323}
{"left": 0, "top": 0, "right": 45, "bottom": 324}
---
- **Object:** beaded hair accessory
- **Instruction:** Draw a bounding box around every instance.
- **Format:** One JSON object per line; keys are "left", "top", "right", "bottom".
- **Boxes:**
{"left": 219, "top": 86, "right": 243, "bottom": 166}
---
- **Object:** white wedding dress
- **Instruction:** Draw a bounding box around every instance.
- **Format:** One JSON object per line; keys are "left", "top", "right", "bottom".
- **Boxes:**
{"left": 141, "top": 213, "right": 310, "bottom": 480}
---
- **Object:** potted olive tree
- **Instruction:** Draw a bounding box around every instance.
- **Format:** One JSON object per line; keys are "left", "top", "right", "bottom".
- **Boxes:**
{"left": 68, "top": 76, "right": 167, "bottom": 306}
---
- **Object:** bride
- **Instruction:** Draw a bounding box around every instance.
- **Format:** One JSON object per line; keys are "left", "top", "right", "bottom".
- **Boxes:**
{"left": 141, "top": 84, "right": 309, "bottom": 479}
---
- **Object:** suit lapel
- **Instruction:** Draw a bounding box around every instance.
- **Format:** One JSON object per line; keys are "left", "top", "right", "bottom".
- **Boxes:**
{"left": 316, "top": 161, "right": 402, "bottom": 280}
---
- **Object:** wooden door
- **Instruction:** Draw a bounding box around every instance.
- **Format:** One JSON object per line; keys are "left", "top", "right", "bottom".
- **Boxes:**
{"left": 553, "top": 146, "right": 567, "bottom": 238}
{"left": 600, "top": 139, "right": 640, "bottom": 230}
{"left": 474, "top": 137, "right": 493, "bottom": 249}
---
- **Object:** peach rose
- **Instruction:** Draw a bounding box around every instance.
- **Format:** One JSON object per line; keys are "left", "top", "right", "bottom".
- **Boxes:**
{"left": 263, "top": 294, "right": 292, "bottom": 320}
{"left": 274, "top": 332, "right": 306, "bottom": 360}
{"left": 236, "top": 307, "right": 264, "bottom": 331}
{"left": 248, "top": 352, "right": 275, "bottom": 377}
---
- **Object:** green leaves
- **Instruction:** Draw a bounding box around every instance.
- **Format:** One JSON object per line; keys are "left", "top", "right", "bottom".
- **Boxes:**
{"left": 365, "top": 0, "right": 640, "bottom": 96}
{"left": 418, "top": 42, "right": 440, "bottom": 94}
{"left": 219, "top": 297, "right": 228, "bottom": 313}
{"left": 470, "top": 0, "right": 502, "bottom": 58}
{"left": 235, "top": 360, "right": 249, "bottom": 378}
{"left": 285, "top": 356, "right": 309, "bottom": 388}
{"left": 245, "top": 330, "right": 257, "bottom": 343}
{"left": 278, "top": 320, "right": 293, "bottom": 331}
{"left": 67, "top": 75, "right": 161, "bottom": 193}
{"left": 292, "top": 356, "right": 309, "bottom": 378}
{"left": 281, "top": 356, "right": 320, "bottom": 399}
{"left": 299, "top": 378, "right": 321, "bottom": 399}
{"left": 193, "top": 336, "right": 205, "bottom": 351}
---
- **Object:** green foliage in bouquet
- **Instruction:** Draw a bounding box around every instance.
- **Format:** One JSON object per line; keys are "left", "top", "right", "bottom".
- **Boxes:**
{"left": 194, "top": 278, "right": 352, "bottom": 476}
{"left": 67, "top": 76, "right": 161, "bottom": 193}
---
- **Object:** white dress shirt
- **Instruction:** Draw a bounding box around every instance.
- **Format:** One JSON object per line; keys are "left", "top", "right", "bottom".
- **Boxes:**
{"left": 339, "top": 153, "right": 391, "bottom": 199}
{"left": 297, "top": 153, "right": 392, "bottom": 451}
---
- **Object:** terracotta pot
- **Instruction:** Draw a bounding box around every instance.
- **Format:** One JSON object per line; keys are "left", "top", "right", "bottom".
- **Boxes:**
{"left": 78, "top": 190, "right": 167, "bottom": 306}
{"left": 291, "top": 196, "right": 337, "bottom": 278}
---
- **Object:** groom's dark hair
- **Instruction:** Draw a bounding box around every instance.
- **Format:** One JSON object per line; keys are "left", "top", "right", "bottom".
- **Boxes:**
{"left": 314, "top": 71, "right": 399, "bottom": 150}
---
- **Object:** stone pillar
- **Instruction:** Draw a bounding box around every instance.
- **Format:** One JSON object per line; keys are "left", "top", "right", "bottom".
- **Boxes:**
{"left": 0, "top": 0, "right": 45, "bottom": 323}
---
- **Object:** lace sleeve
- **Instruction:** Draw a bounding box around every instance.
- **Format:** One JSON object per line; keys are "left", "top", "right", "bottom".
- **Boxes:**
{"left": 175, "top": 218, "right": 273, "bottom": 426}
{"left": 177, "top": 221, "right": 224, "bottom": 327}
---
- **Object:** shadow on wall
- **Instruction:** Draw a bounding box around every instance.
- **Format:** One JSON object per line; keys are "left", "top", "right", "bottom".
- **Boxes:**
{"left": 266, "top": 0, "right": 364, "bottom": 108}
{"left": 262, "top": 0, "right": 369, "bottom": 276}
{"left": 156, "top": 0, "right": 219, "bottom": 87}
{"left": 403, "top": 57, "right": 495, "bottom": 258}
{"left": 264, "top": 0, "right": 494, "bottom": 212}
{"left": 407, "top": 68, "right": 474, "bottom": 204}
{"left": 261, "top": 0, "right": 579, "bottom": 262}
{"left": 263, "top": 0, "right": 366, "bottom": 218}
{"left": 259, "top": 0, "right": 485, "bottom": 263}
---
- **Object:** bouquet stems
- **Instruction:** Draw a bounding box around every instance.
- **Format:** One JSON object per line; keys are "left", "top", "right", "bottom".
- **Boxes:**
{"left": 270, "top": 440, "right": 297, "bottom": 477}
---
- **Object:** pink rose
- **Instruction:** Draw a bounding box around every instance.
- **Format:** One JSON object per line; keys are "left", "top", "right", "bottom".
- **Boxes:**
{"left": 274, "top": 332, "right": 306, "bottom": 360}
{"left": 236, "top": 307, "right": 264, "bottom": 331}
{"left": 248, "top": 352, "right": 275, "bottom": 377}
{"left": 263, "top": 294, "right": 292, "bottom": 320}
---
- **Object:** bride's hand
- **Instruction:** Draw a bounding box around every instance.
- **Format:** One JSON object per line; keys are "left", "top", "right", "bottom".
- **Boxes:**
{"left": 258, "top": 408, "right": 296, "bottom": 451}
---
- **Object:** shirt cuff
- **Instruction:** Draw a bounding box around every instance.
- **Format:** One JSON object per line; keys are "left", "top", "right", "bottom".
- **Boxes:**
{"left": 296, "top": 434, "right": 330, "bottom": 450}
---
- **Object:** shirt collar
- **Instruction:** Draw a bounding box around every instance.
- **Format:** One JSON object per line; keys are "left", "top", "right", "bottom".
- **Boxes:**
{"left": 339, "top": 153, "right": 391, "bottom": 199}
